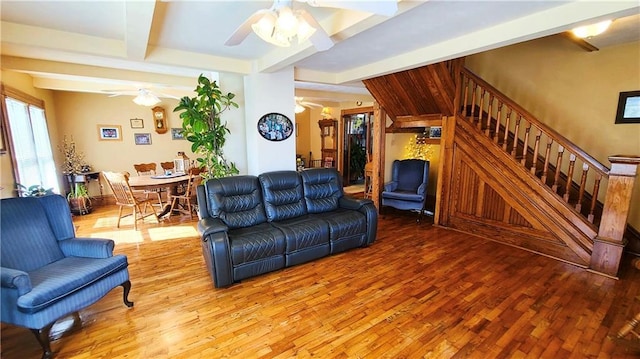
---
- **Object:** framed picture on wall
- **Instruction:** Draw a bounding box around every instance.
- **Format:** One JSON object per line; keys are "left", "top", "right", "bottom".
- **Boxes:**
{"left": 257, "top": 113, "right": 293, "bottom": 141}
{"left": 134, "top": 133, "right": 152, "bottom": 145}
{"left": 615, "top": 90, "right": 640, "bottom": 124}
{"left": 429, "top": 126, "right": 442, "bottom": 139}
{"left": 97, "top": 125, "right": 122, "bottom": 141}
{"left": 130, "top": 118, "right": 144, "bottom": 128}
{"left": 171, "top": 128, "right": 185, "bottom": 140}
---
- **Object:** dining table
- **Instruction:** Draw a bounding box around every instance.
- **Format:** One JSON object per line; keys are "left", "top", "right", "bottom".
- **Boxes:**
{"left": 127, "top": 172, "right": 191, "bottom": 217}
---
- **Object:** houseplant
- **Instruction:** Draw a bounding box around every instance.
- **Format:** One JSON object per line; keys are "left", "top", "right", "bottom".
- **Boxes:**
{"left": 173, "top": 74, "right": 239, "bottom": 181}
{"left": 59, "top": 136, "right": 92, "bottom": 214}
{"left": 16, "top": 184, "right": 54, "bottom": 197}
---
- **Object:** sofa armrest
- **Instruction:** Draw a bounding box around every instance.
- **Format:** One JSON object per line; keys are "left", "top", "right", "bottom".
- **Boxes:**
{"left": 417, "top": 183, "right": 427, "bottom": 195}
{"left": 59, "top": 238, "right": 115, "bottom": 258}
{"left": 198, "top": 217, "right": 229, "bottom": 239}
{"left": 339, "top": 196, "right": 372, "bottom": 210}
{"left": 198, "top": 218, "right": 234, "bottom": 288}
{"left": 338, "top": 197, "right": 378, "bottom": 246}
{"left": 384, "top": 181, "right": 397, "bottom": 192}
{"left": 1, "top": 267, "right": 32, "bottom": 296}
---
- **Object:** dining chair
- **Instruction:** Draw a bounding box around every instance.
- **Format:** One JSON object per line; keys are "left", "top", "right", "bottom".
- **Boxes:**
{"left": 102, "top": 171, "right": 160, "bottom": 230}
{"left": 133, "top": 163, "right": 164, "bottom": 207}
{"left": 168, "top": 167, "right": 203, "bottom": 219}
{"left": 160, "top": 161, "right": 174, "bottom": 172}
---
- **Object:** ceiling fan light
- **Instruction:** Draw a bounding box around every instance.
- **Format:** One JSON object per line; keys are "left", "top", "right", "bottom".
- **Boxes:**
{"left": 295, "top": 103, "right": 306, "bottom": 113}
{"left": 571, "top": 20, "right": 612, "bottom": 38}
{"left": 252, "top": 12, "right": 277, "bottom": 42}
{"left": 275, "top": 6, "right": 298, "bottom": 37}
{"left": 133, "top": 90, "right": 160, "bottom": 106}
{"left": 297, "top": 18, "right": 316, "bottom": 43}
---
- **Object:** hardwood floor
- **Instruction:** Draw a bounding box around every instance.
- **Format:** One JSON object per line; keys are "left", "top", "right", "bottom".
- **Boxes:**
{"left": 2, "top": 204, "right": 639, "bottom": 358}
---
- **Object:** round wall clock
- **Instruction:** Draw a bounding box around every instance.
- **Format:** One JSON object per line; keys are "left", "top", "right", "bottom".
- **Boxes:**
{"left": 257, "top": 113, "right": 294, "bottom": 141}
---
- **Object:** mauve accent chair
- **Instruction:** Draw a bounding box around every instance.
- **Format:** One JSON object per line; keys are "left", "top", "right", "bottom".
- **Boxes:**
{"left": 1, "top": 195, "right": 133, "bottom": 358}
{"left": 381, "top": 159, "right": 430, "bottom": 221}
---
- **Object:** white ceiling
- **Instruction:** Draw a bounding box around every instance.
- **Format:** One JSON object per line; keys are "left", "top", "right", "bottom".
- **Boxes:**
{"left": 1, "top": 1, "right": 638, "bottom": 104}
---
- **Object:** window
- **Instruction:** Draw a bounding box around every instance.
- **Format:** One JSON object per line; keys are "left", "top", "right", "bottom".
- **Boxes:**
{"left": 2, "top": 87, "right": 59, "bottom": 194}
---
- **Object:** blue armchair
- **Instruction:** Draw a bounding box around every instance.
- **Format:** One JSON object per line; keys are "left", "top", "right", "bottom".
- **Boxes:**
{"left": 381, "top": 159, "right": 430, "bottom": 218}
{"left": 1, "top": 195, "right": 133, "bottom": 358}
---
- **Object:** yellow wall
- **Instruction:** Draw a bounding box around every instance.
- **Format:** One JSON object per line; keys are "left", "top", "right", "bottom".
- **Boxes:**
{"left": 54, "top": 91, "right": 192, "bottom": 173}
{"left": 465, "top": 37, "right": 640, "bottom": 229}
{"left": 1, "top": 70, "right": 59, "bottom": 198}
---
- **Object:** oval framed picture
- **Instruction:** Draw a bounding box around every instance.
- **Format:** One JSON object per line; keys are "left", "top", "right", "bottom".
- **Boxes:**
{"left": 257, "top": 113, "right": 294, "bottom": 141}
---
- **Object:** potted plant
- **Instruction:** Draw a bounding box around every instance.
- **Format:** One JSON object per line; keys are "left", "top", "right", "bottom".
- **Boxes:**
{"left": 16, "top": 184, "right": 54, "bottom": 197}
{"left": 67, "top": 182, "right": 92, "bottom": 215}
{"left": 59, "top": 136, "right": 92, "bottom": 214}
{"left": 173, "top": 74, "right": 239, "bottom": 181}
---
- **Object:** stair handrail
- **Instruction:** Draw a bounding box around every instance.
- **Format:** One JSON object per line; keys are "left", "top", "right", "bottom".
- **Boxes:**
{"left": 460, "top": 68, "right": 609, "bottom": 177}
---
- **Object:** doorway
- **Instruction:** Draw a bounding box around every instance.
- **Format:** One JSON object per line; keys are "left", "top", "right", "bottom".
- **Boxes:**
{"left": 341, "top": 108, "right": 373, "bottom": 186}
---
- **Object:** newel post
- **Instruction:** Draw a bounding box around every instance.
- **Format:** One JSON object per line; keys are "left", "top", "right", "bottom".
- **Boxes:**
{"left": 589, "top": 155, "right": 640, "bottom": 278}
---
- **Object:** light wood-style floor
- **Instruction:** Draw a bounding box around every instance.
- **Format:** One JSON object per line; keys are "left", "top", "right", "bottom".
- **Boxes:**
{"left": 2, "top": 203, "right": 640, "bottom": 358}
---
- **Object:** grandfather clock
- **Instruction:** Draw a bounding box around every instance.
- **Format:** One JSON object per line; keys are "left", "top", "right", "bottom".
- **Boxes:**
{"left": 152, "top": 106, "right": 167, "bottom": 134}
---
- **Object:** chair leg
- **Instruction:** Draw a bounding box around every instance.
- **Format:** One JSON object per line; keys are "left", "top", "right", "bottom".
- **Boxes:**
{"left": 168, "top": 197, "right": 178, "bottom": 217}
{"left": 116, "top": 206, "right": 123, "bottom": 228}
{"left": 132, "top": 205, "right": 138, "bottom": 230}
{"left": 121, "top": 280, "right": 134, "bottom": 307}
{"left": 30, "top": 322, "right": 54, "bottom": 359}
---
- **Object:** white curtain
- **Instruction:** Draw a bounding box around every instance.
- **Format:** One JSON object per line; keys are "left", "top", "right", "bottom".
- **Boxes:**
{"left": 5, "top": 97, "right": 59, "bottom": 194}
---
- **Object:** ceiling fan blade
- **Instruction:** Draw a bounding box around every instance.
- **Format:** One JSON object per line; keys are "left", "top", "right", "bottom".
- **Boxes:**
{"left": 225, "top": 9, "right": 272, "bottom": 46}
{"left": 300, "top": 0, "right": 398, "bottom": 16}
{"left": 301, "top": 101, "right": 323, "bottom": 107}
{"left": 298, "top": 10, "right": 334, "bottom": 51}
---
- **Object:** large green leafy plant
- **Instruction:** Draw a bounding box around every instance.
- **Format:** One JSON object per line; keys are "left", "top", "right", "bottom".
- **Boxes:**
{"left": 174, "top": 74, "right": 239, "bottom": 181}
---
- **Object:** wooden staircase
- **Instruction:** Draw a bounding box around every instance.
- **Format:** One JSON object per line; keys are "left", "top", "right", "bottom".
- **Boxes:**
{"left": 437, "top": 68, "right": 640, "bottom": 277}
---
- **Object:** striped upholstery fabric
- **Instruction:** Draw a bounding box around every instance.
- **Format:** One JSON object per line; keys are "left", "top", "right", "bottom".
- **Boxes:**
{"left": 1, "top": 197, "right": 65, "bottom": 272}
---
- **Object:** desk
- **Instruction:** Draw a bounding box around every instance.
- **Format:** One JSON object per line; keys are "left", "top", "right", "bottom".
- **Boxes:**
{"left": 128, "top": 174, "right": 191, "bottom": 217}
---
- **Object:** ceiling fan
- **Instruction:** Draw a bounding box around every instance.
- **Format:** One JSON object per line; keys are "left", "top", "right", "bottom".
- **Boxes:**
{"left": 295, "top": 96, "right": 323, "bottom": 113}
{"left": 101, "top": 88, "right": 180, "bottom": 106}
{"left": 225, "top": 0, "right": 398, "bottom": 51}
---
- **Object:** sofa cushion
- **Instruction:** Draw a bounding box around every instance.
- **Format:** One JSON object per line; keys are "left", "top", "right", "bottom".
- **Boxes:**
{"left": 0, "top": 197, "right": 65, "bottom": 272}
{"left": 17, "top": 255, "right": 128, "bottom": 313}
{"left": 381, "top": 190, "right": 424, "bottom": 202}
{"left": 300, "top": 168, "right": 342, "bottom": 213}
{"left": 229, "top": 223, "right": 286, "bottom": 265}
{"left": 259, "top": 171, "right": 307, "bottom": 221}
{"left": 270, "top": 215, "right": 330, "bottom": 252}
{"left": 313, "top": 208, "right": 367, "bottom": 241}
{"left": 206, "top": 176, "right": 267, "bottom": 229}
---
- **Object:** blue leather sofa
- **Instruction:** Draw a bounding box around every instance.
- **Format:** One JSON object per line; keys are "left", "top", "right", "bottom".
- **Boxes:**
{"left": 0, "top": 195, "right": 133, "bottom": 358}
{"left": 196, "top": 168, "right": 378, "bottom": 288}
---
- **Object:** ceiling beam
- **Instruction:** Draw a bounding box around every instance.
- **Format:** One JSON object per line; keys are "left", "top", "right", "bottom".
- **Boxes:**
{"left": 125, "top": 1, "right": 157, "bottom": 60}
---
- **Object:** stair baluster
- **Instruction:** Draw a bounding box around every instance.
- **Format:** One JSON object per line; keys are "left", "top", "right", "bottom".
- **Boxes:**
{"left": 502, "top": 108, "right": 511, "bottom": 151}
{"left": 588, "top": 175, "right": 601, "bottom": 223}
{"left": 541, "top": 139, "right": 553, "bottom": 183}
{"left": 563, "top": 154, "right": 577, "bottom": 203}
{"left": 576, "top": 163, "right": 590, "bottom": 212}
{"left": 552, "top": 146, "right": 564, "bottom": 193}
{"left": 511, "top": 116, "right": 521, "bottom": 158}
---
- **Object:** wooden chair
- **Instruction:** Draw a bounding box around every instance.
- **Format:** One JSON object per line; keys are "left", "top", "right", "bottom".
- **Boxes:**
{"left": 160, "top": 161, "right": 174, "bottom": 172}
{"left": 168, "top": 167, "right": 203, "bottom": 219}
{"left": 133, "top": 163, "right": 164, "bottom": 207}
{"left": 102, "top": 171, "right": 160, "bottom": 230}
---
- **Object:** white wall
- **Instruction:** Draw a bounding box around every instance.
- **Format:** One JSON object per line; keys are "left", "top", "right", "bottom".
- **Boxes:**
{"left": 244, "top": 68, "right": 296, "bottom": 175}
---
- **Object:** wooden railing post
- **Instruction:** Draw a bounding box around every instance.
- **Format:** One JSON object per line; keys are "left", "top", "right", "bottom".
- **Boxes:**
{"left": 590, "top": 155, "right": 640, "bottom": 278}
